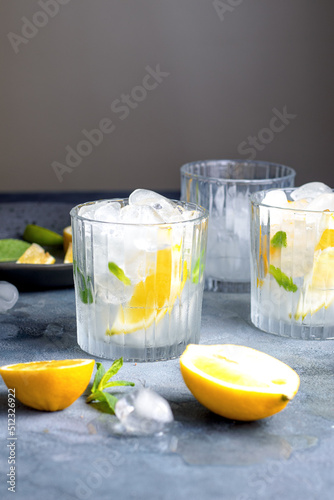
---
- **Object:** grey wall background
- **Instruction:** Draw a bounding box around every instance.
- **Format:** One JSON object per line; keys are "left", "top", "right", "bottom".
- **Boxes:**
{"left": 0, "top": 0, "right": 333, "bottom": 193}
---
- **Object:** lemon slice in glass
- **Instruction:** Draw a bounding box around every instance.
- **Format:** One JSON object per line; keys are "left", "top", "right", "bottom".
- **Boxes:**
{"left": 295, "top": 247, "right": 334, "bottom": 320}
{"left": 107, "top": 245, "right": 187, "bottom": 336}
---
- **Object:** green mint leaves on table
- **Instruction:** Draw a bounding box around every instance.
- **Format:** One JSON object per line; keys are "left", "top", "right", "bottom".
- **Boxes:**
{"left": 271, "top": 231, "right": 287, "bottom": 248}
{"left": 108, "top": 262, "right": 131, "bottom": 285}
{"left": 269, "top": 265, "right": 298, "bottom": 292}
{"left": 86, "top": 358, "right": 135, "bottom": 414}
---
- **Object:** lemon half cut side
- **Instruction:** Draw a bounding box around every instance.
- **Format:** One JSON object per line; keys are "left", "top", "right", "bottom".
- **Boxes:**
{"left": 0, "top": 359, "right": 95, "bottom": 411}
{"left": 180, "top": 344, "right": 300, "bottom": 421}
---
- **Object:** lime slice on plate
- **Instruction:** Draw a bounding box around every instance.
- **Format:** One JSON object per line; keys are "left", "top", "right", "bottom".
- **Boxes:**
{"left": 0, "top": 239, "right": 31, "bottom": 262}
{"left": 23, "top": 224, "right": 63, "bottom": 246}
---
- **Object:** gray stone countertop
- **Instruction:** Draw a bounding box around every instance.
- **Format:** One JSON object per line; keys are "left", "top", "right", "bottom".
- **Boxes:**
{"left": 0, "top": 289, "right": 334, "bottom": 500}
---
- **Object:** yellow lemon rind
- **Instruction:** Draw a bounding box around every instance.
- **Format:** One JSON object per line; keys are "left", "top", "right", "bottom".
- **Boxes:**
{"left": 180, "top": 344, "right": 300, "bottom": 421}
{"left": 0, "top": 359, "right": 95, "bottom": 412}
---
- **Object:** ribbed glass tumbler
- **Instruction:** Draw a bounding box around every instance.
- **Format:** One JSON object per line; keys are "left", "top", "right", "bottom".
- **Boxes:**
{"left": 71, "top": 199, "right": 208, "bottom": 361}
{"left": 180, "top": 160, "right": 295, "bottom": 292}
{"left": 250, "top": 189, "right": 334, "bottom": 339}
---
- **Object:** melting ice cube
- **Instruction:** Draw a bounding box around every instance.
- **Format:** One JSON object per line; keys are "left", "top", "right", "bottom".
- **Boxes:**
{"left": 115, "top": 388, "right": 174, "bottom": 435}
{"left": 307, "top": 193, "right": 334, "bottom": 212}
{"left": 93, "top": 202, "right": 121, "bottom": 223}
{"left": 291, "top": 182, "right": 332, "bottom": 201}
{"left": 261, "top": 190, "right": 288, "bottom": 208}
{"left": 260, "top": 190, "right": 288, "bottom": 225}
{"left": 129, "top": 188, "right": 192, "bottom": 222}
{"left": 0, "top": 282, "right": 19, "bottom": 313}
{"left": 120, "top": 204, "right": 164, "bottom": 224}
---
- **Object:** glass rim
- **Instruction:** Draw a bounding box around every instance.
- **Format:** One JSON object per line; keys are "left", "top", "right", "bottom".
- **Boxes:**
{"left": 70, "top": 198, "right": 209, "bottom": 226}
{"left": 250, "top": 187, "right": 334, "bottom": 214}
{"left": 180, "top": 159, "right": 296, "bottom": 184}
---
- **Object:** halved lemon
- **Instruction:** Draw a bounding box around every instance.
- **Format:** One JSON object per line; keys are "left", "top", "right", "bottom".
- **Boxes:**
{"left": 180, "top": 344, "right": 300, "bottom": 421}
{"left": 16, "top": 243, "right": 55, "bottom": 264}
{"left": 107, "top": 245, "right": 187, "bottom": 336}
{"left": 0, "top": 359, "right": 95, "bottom": 411}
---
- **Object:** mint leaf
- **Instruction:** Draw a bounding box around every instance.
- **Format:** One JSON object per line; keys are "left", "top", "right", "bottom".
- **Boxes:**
{"left": 269, "top": 265, "right": 298, "bottom": 292}
{"left": 73, "top": 261, "right": 94, "bottom": 304}
{"left": 103, "top": 380, "right": 135, "bottom": 389}
{"left": 91, "top": 362, "right": 105, "bottom": 393}
{"left": 90, "top": 400, "right": 115, "bottom": 415}
{"left": 108, "top": 262, "right": 131, "bottom": 285}
{"left": 99, "top": 358, "right": 124, "bottom": 388}
{"left": 192, "top": 250, "right": 205, "bottom": 284}
{"left": 271, "top": 231, "right": 287, "bottom": 248}
{"left": 89, "top": 390, "right": 118, "bottom": 414}
{"left": 86, "top": 358, "right": 134, "bottom": 413}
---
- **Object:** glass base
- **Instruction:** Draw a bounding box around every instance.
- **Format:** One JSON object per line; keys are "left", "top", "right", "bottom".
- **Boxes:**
{"left": 251, "top": 310, "right": 334, "bottom": 340}
{"left": 205, "top": 278, "right": 250, "bottom": 293}
{"left": 78, "top": 339, "right": 196, "bottom": 362}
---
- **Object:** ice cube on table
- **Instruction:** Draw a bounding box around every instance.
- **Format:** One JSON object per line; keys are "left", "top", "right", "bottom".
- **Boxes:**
{"left": 291, "top": 182, "right": 332, "bottom": 201}
{"left": 0, "top": 281, "right": 19, "bottom": 313}
{"left": 307, "top": 193, "right": 334, "bottom": 212}
{"left": 115, "top": 388, "right": 174, "bottom": 435}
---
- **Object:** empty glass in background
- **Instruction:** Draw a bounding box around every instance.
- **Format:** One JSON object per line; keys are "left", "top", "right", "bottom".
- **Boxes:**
{"left": 70, "top": 195, "right": 208, "bottom": 362}
{"left": 180, "top": 160, "right": 296, "bottom": 292}
{"left": 250, "top": 187, "right": 334, "bottom": 340}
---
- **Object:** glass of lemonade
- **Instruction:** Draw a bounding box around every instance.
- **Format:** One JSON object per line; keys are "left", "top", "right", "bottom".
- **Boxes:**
{"left": 250, "top": 183, "right": 334, "bottom": 339}
{"left": 70, "top": 190, "right": 208, "bottom": 361}
{"left": 181, "top": 160, "right": 295, "bottom": 292}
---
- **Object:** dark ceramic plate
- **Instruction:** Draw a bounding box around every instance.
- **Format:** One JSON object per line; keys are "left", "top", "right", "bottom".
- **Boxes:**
{"left": 0, "top": 202, "right": 75, "bottom": 291}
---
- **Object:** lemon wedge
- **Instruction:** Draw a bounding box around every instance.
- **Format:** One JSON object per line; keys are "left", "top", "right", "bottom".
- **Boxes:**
{"left": 107, "top": 246, "right": 187, "bottom": 336}
{"left": 180, "top": 344, "right": 300, "bottom": 421}
{"left": 16, "top": 243, "right": 55, "bottom": 264}
{"left": 0, "top": 359, "right": 95, "bottom": 411}
{"left": 63, "top": 226, "right": 72, "bottom": 253}
{"left": 64, "top": 241, "right": 73, "bottom": 263}
{"left": 295, "top": 247, "right": 334, "bottom": 320}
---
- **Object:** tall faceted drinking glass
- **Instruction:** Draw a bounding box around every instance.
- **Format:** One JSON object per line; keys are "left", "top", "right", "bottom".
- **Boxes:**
{"left": 250, "top": 188, "right": 334, "bottom": 340}
{"left": 70, "top": 199, "right": 208, "bottom": 361}
{"left": 181, "top": 160, "right": 295, "bottom": 292}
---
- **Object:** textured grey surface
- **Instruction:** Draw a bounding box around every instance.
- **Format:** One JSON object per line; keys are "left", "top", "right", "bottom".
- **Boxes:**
{"left": 0, "top": 290, "right": 334, "bottom": 500}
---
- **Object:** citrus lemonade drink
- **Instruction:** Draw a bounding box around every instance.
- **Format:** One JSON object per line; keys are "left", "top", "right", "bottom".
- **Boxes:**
{"left": 70, "top": 190, "right": 208, "bottom": 361}
{"left": 251, "top": 183, "right": 334, "bottom": 339}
